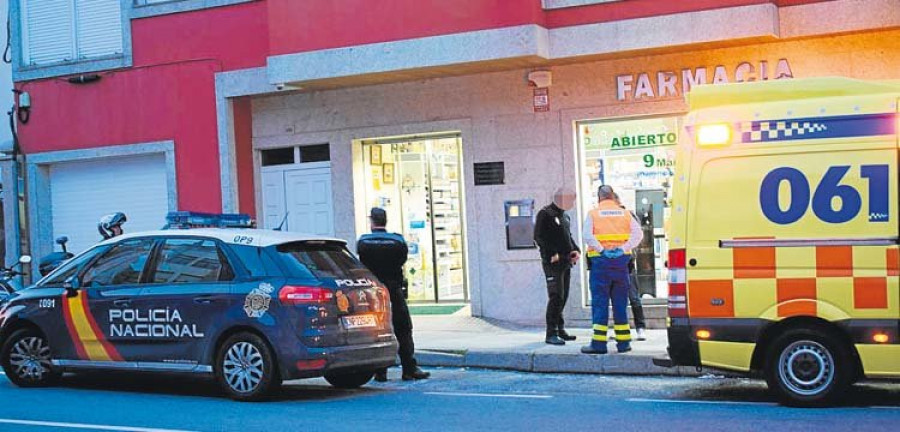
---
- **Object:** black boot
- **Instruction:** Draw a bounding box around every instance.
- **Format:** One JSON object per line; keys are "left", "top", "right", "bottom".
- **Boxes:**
{"left": 402, "top": 367, "right": 431, "bottom": 381}
{"left": 558, "top": 329, "right": 577, "bottom": 341}
{"left": 545, "top": 331, "right": 566, "bottom": 345}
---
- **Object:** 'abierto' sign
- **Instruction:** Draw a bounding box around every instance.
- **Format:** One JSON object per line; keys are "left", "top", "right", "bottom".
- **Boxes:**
{"left": 616, "top": 59, "right": 794, "bottom": 102}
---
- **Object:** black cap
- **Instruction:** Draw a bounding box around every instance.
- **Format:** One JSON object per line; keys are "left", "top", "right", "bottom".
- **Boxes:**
{"left": 369, "top": 207, "right": 387, "bottom": 226}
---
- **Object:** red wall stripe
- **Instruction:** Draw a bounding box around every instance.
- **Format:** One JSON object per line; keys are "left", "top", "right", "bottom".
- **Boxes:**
{"left": 233, "top": 97, "right": 256, "bottom": 218}
{"left": 267, "top": 0, "right": 545, "bottom": 55}
{"left": 131, "top": 1, "right": 268, "bottom": 70}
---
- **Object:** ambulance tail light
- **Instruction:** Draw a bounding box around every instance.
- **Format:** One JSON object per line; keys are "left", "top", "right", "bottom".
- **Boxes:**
{"left": 668, "top": 249, "right": 688, "bottom": 318}
{"left": 279, "top": 285, "right": 334, "bottom": 305}
{"left": 697, "top": 124, "right": 732, "bottom": 147}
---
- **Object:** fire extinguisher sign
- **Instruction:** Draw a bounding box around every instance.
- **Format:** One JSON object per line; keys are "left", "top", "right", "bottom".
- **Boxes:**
{"left": 533, "top": 87, "right": 550, "bottom": 113}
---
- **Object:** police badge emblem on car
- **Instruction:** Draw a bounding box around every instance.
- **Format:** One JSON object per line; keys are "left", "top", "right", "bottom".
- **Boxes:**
{"left": 244, "top": 283, "right": 274, "bottom": 318}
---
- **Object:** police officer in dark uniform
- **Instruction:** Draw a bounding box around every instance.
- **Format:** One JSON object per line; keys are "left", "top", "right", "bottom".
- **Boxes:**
{"left": 357, "top": 208, "right": 430, "bottom": 382}
{"left": 533, "top": 188, "right": 580, "bottom": 345}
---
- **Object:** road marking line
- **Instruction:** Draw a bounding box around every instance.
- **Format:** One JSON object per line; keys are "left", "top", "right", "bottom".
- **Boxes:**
{"left": 630, "top": 398, "right": 900, "bottom": 410}
{"left": 424, "top": 391, "right": 552, "bottom": 399}
{"left": 0, "top": 419, "right": 198, "bottom": 432}
{"left": 628, "top": 398, "right": 777, "bottom": 407}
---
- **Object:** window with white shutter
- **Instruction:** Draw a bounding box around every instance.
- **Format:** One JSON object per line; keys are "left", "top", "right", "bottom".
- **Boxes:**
{"left": 21, "top": 0, "right": 124, "bottom": 67}
{"left": 23, "top": 0, "right": 75, "bottom": 65}
{"left": 75, "top": 0, "right": 124, "bottom": 60}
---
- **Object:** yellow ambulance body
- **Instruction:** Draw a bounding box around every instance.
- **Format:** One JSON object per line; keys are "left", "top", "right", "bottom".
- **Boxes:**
{"left": 663, "top": 77, "right": 900, "bottom": 407}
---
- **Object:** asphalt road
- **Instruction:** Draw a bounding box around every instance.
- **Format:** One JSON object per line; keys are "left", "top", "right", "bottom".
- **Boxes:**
{"left": 0, "top": 368, "right": 898, "bottom": 432}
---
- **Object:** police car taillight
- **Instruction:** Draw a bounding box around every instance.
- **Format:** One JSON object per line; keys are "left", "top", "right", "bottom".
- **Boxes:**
{"left": 668, "top": 249, "right": 688, "bottom": 318}
{"left": 279, "top": 286, "right": 334, "bottom": 304}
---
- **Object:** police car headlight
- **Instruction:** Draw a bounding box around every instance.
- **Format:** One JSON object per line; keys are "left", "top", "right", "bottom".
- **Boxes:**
{"left": 697, "top": 124, "right": 732, "bottom": 146}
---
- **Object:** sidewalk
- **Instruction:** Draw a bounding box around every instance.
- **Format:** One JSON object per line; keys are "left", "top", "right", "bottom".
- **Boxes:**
{"left": 412, "top": 314, "right": 703, "bottom": 376}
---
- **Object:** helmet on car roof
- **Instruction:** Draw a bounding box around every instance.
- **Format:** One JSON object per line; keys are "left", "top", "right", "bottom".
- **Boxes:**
{"left": 98, "top": 212, "right": 127, "bottom": 240}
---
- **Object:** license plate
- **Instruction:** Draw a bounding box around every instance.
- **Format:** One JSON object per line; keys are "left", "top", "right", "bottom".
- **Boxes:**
{"left": 342, "top": 314, "right": 377, "bottom": 329}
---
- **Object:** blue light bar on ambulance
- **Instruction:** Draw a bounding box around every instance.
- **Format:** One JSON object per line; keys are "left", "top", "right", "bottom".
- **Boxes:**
{"left": 164, "top": 212, "right": 255, "bottom": 229}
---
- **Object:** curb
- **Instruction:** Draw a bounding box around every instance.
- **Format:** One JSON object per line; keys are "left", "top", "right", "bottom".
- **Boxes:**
{"left": 416, "top": 349, "right": 705, "bottom": 377}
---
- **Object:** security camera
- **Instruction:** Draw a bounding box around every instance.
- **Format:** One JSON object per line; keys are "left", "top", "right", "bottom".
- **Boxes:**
{"left": 275, "top": 83, "right": 286, "bottom": 91}
{"left": 528, "top": 70, "right": 552, "bottom": 88}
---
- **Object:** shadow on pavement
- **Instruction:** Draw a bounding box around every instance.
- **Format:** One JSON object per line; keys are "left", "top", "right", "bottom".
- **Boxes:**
{"left": 674, "top": 378, "right": 900, "bottom": 408}
{"left": 50, "top": 372, "right": 390, "bottom": 403}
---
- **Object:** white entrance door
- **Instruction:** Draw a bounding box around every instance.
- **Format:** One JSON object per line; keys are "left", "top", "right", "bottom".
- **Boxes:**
{"left": 50, "top": 154, "right": 169, "bottom": 253}
{"left": 261, "top": 165, "right": 334, "bottom": 236}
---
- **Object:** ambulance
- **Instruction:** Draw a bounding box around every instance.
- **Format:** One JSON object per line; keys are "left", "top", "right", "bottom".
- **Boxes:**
{"left": 656, "top": 77, "right": 900, "bottom": 407}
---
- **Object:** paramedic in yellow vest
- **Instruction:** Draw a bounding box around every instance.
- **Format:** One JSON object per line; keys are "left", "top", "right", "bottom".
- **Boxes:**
{"left": 581, "top": 185, "right": 644, "bottom": 354}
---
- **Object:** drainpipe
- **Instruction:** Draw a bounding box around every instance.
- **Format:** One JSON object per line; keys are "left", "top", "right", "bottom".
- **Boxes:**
{"left": 3, "top": 103, "right": 25, "bottom": 282}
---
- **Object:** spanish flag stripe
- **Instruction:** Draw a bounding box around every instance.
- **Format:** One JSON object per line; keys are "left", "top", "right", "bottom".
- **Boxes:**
{"left": 61, "top": 294, "right": 88, "bottom": 360}
{"left": 78, "top": 290, "right": 123, "bottom": 362}
{"left": 67, "top": 292, "right": 113, "bottom": 361}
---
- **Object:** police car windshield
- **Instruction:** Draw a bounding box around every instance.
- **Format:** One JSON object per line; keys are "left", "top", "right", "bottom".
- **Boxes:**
{"left": 276, "top": 242, "right": 369, "bottom": 280}
{"left": 38, "top": 246, "right": 107, "bottom": 287}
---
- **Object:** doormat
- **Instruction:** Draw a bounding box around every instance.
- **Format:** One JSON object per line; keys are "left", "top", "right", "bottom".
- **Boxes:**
{"left": 408, "top": 305, "right": 466, "bottom": 316}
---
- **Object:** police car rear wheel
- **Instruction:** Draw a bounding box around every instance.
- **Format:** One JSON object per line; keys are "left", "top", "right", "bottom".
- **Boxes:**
{"left": 764, "top": 328, "right": 852, "bottom": 407}
{"left": 216, "top": 333, "right": 280, "bottom": 401}
{"left": 1, "top": 328, "right": 60, "bottom": 387}
{"left": 324, "top": 370, "right": 375, "bottom": 389}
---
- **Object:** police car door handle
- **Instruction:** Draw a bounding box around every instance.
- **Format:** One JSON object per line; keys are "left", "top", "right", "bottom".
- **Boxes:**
{"left": 113, "top": 299, "right": 131, "bottom": 307}
{"left": 193, "top": 295, "right": 215, "bottom": 305}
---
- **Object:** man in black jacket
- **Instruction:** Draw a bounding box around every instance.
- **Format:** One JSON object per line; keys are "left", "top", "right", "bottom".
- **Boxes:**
{"left": 357, "top": 208, "right": 430, "bottom": 382}
{"left": 534, "top": 188, "right": 581, "bottom": 345}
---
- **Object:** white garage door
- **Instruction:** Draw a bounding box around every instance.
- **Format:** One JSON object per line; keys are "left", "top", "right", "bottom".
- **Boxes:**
{"left": 50, "top": 154, "right": 169, "bottom": 254}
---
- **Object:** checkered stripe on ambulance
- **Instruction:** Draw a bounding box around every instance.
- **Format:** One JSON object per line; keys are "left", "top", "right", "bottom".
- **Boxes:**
{"left": 666, "top": 77, "right": 900, "bottom": 406}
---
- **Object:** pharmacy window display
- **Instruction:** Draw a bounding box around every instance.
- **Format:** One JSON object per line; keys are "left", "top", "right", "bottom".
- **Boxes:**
{"left": 577, "top": 116, "right": 679, "bottom": 300}
{"left": 362, "top": 137, "right": 468, "bottom": 303}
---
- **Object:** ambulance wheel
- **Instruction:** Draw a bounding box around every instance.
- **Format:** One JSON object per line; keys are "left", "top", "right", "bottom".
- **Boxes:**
{"left": 324, "top": 370, "right": 375, "bottom": 389}
{"left": 0, "top": 328, "right": 60, "bottom": 387}
{"left": 215, "top": 332, "right": 281, "bottom": 401}
{"left": 764, "top": 328, "right": 852, "bottom": 407}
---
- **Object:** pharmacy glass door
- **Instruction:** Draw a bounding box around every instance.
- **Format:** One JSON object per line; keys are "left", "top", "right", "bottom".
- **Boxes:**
{"left": 362, "top": 136, "right": 467, "bottom": 303}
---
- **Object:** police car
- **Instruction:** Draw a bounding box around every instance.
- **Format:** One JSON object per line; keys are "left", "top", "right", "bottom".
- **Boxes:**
{"left": 0, "top": 214, "right": 398, "bottom": 401}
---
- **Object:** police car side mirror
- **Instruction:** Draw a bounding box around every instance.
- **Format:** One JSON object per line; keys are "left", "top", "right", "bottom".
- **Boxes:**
{"left": 63, "top": 275, "right": 82, "bottom": 297}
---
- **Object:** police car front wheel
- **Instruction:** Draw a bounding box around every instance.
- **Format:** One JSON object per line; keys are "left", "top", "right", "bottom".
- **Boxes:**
{"left": 764, "top": 328, "right": 853, "bottom": 407}
{"left": 1, "top": 328, "right": 60, "bottom": 387}
{"left": 215, "top": 332, "right": 281, "bottom": 401}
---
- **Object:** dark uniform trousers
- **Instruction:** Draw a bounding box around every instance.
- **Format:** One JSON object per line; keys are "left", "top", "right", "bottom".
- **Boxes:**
{"left": 383, "top": 279, "right": 417, "bottom": 374}
{"left": 357, "top": 229, "right": 418, "bottom": 375}
{"left": 543, "top": 263, "right": 572, "bottom": 337}
{"left": 628, "top": 271, "right": 647, "bottom": 329}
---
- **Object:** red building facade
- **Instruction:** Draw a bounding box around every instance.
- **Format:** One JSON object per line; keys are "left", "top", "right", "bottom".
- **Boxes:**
{"left": 8, "top": 0, "right": 899, "bottom": 323}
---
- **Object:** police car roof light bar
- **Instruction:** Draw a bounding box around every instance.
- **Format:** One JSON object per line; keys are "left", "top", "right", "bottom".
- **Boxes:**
{"left": 164, "top": 211, "right": 255, "bottom": 230}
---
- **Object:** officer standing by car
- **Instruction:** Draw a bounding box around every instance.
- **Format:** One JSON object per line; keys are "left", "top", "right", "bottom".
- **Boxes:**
{"left": 533, "top": 187, "right": 580, "bottom": 345}
{"left": 357, "top": 208, "right": 430, "bottom": 382}
{"left": 581, "top": 185, "right": 643, "bottom": 354}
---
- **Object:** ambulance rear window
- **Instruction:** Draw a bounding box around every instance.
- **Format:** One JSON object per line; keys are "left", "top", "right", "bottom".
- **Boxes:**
{"left": 276, "top": 242, "right": 369, "bottom": 280}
